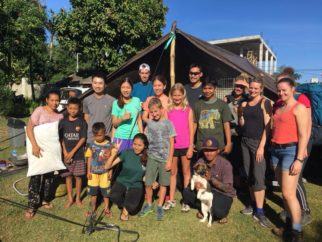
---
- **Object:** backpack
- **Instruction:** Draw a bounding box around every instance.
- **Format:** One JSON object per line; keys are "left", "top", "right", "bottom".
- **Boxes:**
{"left": 296, "top": 83, "right": 322, "bottom": 126}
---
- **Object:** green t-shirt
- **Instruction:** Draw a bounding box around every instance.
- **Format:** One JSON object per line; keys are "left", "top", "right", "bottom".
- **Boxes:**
{"left": 112, "top": 97, "right": 141, "bottom": 139}
{"left": 194, "top": 98, "right": 232, "bottom": 150}
{"left": 116, "top": 149, "right": 145, "bottom": 188}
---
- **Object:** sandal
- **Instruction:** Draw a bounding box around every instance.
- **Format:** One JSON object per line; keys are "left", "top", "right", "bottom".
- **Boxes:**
{"left": 218, "top": 217, "right": 228, "bottom": 224}
{"left": 120, "top": 211, "right": 129, "bottom": 221}
{"left": 24, "top": 209, "right": 35, "bottom": 219}
{"left": 196, "top": 212, "right": 204, "bottom": 219}
{"left": 85, "top": 210, "right": 95, "bottom": 217}
{"left": 104, "top": 209, "right": 113, "bottom": 218}
{"left": 42, "top": 202, "right": 54, "bottom": 209}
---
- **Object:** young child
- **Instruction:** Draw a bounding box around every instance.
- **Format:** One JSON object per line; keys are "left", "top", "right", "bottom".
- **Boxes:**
{"left": 163, "top": 83, "right": 194, "bottom": 212}
{"left": 85, "top": 122, "right": 114, "bottom": 217}
{"left": 59, "top": 97, "right": 87, "bottom": 208}
{"left": 138, "top": 97, "right": 176, "bottom": 220}
{"left": 194, "top": 79, "right": 232, "bottom": 154}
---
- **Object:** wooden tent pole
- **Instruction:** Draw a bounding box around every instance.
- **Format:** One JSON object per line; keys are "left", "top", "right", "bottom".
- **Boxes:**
{"left": 170, "top": 21, "right": 176, "bottom": 87}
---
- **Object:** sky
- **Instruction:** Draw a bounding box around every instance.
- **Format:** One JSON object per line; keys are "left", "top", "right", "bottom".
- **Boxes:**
{"left": 45, "top": 0, "right": 322, "bottom": 82}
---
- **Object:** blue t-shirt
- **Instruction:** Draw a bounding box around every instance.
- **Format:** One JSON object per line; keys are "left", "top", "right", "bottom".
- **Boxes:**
{"left": 146, "top": 119, "right": 176, "bottom": 162}
{"left": 112, "top": 97, "right": 141, "bottom": 139}
{"left": 132, "top": 81, "right": 154, "bottom": 103}
{"left": 85, "top": 141, "right": 113, "bottom": 174}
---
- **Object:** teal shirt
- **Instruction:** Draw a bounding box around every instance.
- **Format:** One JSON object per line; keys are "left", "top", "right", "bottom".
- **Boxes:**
{"left": 112, "top": 97, "right": 141, "bottom": 139}
{"left": 116, "top": 149, "right": 145, "bottom": 188}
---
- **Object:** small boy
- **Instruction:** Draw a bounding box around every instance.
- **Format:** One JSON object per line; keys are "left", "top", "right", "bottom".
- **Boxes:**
{"left": 85, "top": 122, "right": 114, "bottom": 217}
{"left": 138, "top": 97, "right": 176, "bottom": 220}
{"left": 59, "top": 97, "right": 87, "bottom": 208}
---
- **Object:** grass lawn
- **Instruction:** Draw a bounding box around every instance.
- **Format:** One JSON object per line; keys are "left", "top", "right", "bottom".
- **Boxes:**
{"left": 0, "top": 115, "right": 321, "bottom": 242}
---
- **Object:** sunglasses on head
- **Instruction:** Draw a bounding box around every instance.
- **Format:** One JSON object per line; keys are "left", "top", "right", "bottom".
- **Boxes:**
{"left": 189, "top": 72, "right": 201, "bottom": 76}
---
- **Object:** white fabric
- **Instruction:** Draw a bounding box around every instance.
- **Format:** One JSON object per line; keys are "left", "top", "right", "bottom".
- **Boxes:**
{"left": 26, "top": 121, "right": 65, "bottom": 177}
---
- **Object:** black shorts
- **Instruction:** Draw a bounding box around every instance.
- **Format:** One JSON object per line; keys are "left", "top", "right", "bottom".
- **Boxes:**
{"left": 173, "top": 148, "right": 188, "bottom": 157}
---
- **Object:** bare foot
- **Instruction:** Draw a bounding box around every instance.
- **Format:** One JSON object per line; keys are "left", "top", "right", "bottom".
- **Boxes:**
{"left": 76, "top": 200, "right": 83, "bottom": 208}
{"left": 64, "top": 201, "right": 74, "bottom": 208}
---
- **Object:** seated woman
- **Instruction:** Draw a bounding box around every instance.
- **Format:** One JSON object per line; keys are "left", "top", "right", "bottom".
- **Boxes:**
{"left": 105, "top": 133, "right": 148, "bottom": 221}
{"left": 182, "top": 137, "right": 236, "bottom": 224}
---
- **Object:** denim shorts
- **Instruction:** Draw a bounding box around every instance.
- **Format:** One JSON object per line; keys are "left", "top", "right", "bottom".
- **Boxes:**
{"left": 271, "top": 145, "right": 297, "bottom": 171}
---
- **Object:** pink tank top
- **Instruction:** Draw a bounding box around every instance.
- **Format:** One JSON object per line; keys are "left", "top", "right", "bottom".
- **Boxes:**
{"left": 168, "top": 107, "right": 191, "bottom": 149}
{"left": 272, "top": 103, "right": 298, "bottom": 144}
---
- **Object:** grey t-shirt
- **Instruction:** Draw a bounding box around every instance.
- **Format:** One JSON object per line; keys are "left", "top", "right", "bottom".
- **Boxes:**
{"left": 83, "top": 93, "right": 115, "bottom": 142}
{"left": 146, "top": 119, "right": 176, "bottom": 162}
{"left": 184, "top": 83, "right": 203, "bottom": 109}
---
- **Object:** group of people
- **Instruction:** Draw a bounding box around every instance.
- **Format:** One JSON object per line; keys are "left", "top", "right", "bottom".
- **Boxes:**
{"left": 25, "top": 62, "right": 317, "bottom": 242}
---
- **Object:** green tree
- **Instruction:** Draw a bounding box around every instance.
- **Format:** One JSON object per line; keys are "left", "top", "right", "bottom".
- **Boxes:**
{"left": 0, "top": 0, "right": 47, "bottom": 87}
{"left": 54, "top": 0, "right": 167, "bottom": 72}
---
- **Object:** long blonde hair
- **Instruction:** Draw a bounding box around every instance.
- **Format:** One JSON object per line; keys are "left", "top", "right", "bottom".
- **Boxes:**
{"left": 168, "top": 83, "right": 189, "bottom": 111}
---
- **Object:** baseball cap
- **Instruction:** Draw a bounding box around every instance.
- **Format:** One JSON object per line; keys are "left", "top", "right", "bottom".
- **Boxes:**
{"left": 201, "top": 137, "right": 219, "bottom": 150}
{"left": 139, "top": 63, "right": 150, "bottom": 72}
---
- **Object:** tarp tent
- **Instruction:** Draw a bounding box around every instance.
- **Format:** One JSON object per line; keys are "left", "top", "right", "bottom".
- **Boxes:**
{"left": 84, "top": 28, "right": 277, "bottom": 100}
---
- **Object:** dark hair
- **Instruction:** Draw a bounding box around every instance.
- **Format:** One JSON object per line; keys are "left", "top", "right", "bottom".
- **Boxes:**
{"left": 148, "top": 97, "right": 163, "bottom": 109}
{"left": 202, "top": 79, "right": 217, "bottom": 88}
{"left": 189, "top": 63, "right": 203, "bottom": 72}
{"left": 91, "top": 71, "right": 107, "bottom": 84}
{"left": 117, "top": 77, "right": 133, "bottom": 109}
{"left": 133, "top": 133, "right": 149, "bottom": 166}
{"left": 250, "top": 73, "right": 264, "bottom": 88}
{"left": 276, "top": 67, "right": 296, "bottom": 87}
{"left": 67, "top": 97, "right": 81, "bottom": 107}
{"left": 152, "top": 75, "right": 167, "bottom": 86}
{"left": 92, "top": 122, "right": 106, "bottom": 134}
{"left": 45, "top": 89, "right": 60, "bottom": 99}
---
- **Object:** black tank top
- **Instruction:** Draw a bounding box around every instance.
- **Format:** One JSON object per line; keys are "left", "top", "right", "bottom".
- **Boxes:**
{"left": 242, "top": 99, "right": 265, "bottom": 140}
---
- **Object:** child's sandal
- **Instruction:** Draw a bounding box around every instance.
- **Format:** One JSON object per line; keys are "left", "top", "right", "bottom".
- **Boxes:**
{"left": 104, "top": 209, "right": 113, "bottom": 218}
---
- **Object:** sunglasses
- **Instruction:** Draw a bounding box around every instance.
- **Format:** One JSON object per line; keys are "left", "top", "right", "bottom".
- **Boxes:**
{"left": 235, "top": 84, "right": 245, "bottom": 89}
{"left": 189, "top": 72, "right": 201, "bottom": 76}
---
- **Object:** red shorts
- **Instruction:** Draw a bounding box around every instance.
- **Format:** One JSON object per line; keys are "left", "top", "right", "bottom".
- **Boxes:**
{"left": 61, "top": 159, "right": 86, "bottom": 177}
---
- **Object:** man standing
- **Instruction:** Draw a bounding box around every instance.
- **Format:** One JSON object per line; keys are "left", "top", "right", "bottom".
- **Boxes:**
{"left": 83, "top": 72, "right": 115, "bottom": 143}
{"left": 184, "top": 64, "right": 203, "bottom": 107}
{"left": 132, "top": 63, "right": 154, "bottom": 103}
{"left": 182, "top": 137, "right": 236, "bottom": 223}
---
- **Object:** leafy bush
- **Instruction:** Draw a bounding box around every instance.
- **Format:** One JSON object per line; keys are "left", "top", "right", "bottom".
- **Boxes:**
{"left": 0, "top": 85, "right": 38, "bottom": 118}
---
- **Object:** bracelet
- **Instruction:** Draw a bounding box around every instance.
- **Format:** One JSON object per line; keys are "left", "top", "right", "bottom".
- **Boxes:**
{"left": 295, "top": 158, "right": 304, "bottom": 163}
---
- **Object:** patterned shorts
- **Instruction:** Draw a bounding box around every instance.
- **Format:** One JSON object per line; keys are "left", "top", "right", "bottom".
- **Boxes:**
{"left": 61, "top": 159, "right": 86, "bottom": 177}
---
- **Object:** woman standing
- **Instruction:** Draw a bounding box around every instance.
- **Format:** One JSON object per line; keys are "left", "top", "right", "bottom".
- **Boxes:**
{"left": 112, "top": 78, "right": 143, "bottom": 151}
{"left": 142, "top": 75, "right": 168, "bottom": 122}
{"left": 25, "top": 90, "right": 63, "bottom": 219}
{"left": 271, "top": 74, "right": 309, "bottom": 241}
{"left": 238, "top": 74, "right": 272, "bottom": 228}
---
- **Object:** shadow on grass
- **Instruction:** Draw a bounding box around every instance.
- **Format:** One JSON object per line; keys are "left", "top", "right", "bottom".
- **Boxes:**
{"left": 305, "top": 220, "right": 322, "bottom": 242}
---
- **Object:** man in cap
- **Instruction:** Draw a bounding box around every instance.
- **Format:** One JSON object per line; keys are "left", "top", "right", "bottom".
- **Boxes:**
{"left": 182, "top": 137, "right": 236, "bottom": 223}
{"left": 132, "top": 63, "right": 154, "bottom": 103}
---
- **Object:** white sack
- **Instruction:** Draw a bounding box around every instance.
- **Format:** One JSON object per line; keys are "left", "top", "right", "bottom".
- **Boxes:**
{"left": 26, "top": 121, "right": 66, "bottom": 177}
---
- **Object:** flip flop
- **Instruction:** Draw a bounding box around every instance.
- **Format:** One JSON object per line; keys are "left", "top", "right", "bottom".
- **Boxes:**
{"left": 104, "top": 209, "right": 113, "bottom": 218}
{"left": 42, "top": 202, "right": 54, "bottom": 209}
{"left": 218, "top": 217, "right": 228, "bottom": 224}
{"left": 120, "top": 211, "right": 129, "bottom": 221}
{"left": 24, "top": 209, "right": 35, "bottom": 219}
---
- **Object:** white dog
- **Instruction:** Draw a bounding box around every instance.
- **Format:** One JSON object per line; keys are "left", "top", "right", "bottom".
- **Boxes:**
{"left": 191, "top": 163, "right": 213, "bottom": 227}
